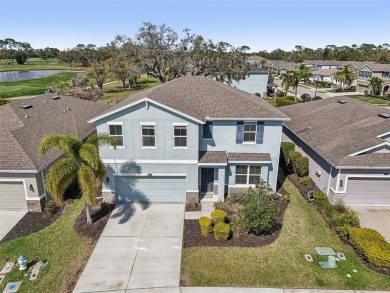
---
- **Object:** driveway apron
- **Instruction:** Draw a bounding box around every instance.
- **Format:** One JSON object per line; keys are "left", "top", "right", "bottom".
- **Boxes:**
{"left": 0, "top": 211, "right": 26, "bottom": 241}
{"left": 73, "top": 203, "right": 185, "bottom": 293}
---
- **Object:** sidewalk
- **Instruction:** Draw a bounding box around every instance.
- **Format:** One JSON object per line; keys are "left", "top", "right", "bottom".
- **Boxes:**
{"left": 124, "top": 287, "right": 389, "bottom": 292}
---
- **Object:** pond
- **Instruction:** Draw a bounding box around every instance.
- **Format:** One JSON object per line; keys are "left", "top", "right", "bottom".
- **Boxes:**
{"left": 0, "top": 70, "right": 64, "bottom": 82}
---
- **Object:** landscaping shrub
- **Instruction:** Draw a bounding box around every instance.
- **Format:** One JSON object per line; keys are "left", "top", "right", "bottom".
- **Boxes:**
{"left": 211, "top": 209, "right": 227, "bottom": 224}
{"left": 275, "top": 96, "right": 298, "bottom": 107}
{"left": 294, "top": 156, "right": 309, "bottom": 177}
{"left": 199, "top": 216, "right": 213, "bottom": 236}
{"left": 241, "top": 183, "right": 279, "bottom": 235}
{"left": 334, "top": 211, "right": 360, "bottom": 237}
{"left": 299, "top": 176, "right": 311, "bottom": 187}
{"left": 333, "top": 203, "right": 348, "bottom": 214}
{"left": 313, "top": 191, "right": 330, "bottom": 208}
{"left": 229, "top": 188, "right": 248, "bottom": 203}
{"left": 283, "top": 193, "right": 291, "bottom": 203}
{"left": 280, "top": 142, "right": 295, "bottom": 167}
{"left": 213, "top": 222, "right": 230, "bottom": 241}
{"left": 313, "top": 96, "right": 322, "bottom": 100}
{"left": 288, "top": 150, "right": 302, "bottom": 171}
{"left": 325, "top": 204, "right": 335, "bottom": 219}
{"left": 349, "top": 228, "right": 390, "bottom": 268}
{"left": 44, "top": 200, "right": 57, "bottom": 214}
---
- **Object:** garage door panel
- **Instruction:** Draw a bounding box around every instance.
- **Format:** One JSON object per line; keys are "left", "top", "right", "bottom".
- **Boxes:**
{"left": 115, "top": 176, "right": 186, "bottom": 203}
{"left": 0, "top": 181, "right": 28, "bottom": 211}
{"left": 345, "top": 178, "right": 390, "bottom": 205}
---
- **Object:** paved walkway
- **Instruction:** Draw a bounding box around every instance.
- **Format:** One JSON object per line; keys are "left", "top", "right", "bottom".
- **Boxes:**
{"left": 0, "top": 211, "right": 26, "bottom": 241}
{"left": 73, "top": 203, "right": 185, "bottom": 293}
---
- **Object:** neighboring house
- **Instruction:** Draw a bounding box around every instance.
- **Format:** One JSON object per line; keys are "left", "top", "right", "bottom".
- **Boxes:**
{"left": 279, "top": 97, "right": 390, "bottom": 206}
{"left": 230, "top": 64, "right": 268, "bottom": 97}
{"left": 89, "top": 76, "right": 289, "bottom": 205}
{"left": 265, "top": 61, "right": 298, "bottom": 75}
{"left": 0, "top": 94, "right": 110, "bottom": 211}
{"left": 357, "top": 63, "right": 390, "bottom": 94}
{"left": 310, "top": 68, "right": 338, "bottom": 84}
{"left": 303, "top": 60, "right": 342, "bottom": 69}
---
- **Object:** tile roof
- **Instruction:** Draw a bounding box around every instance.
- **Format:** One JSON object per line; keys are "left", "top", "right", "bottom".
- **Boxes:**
{"left": 0, "top": 94, "right": 110, "bottom": 171}
{"left": 199, "top": 151, "right": 227, "bottom": 164}
{"left": 96, "top": 76, "right": 288, "bottom": 122}
{"left": 228, "top": 153, "right": 271, "bottom": 162}
{"left": 278, "top": 97, "right": 390, "bottom": 168}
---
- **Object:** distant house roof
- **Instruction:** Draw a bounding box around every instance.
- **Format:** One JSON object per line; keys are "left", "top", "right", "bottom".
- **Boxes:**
{"left": 311, "top": 68, "right": 337, "bottom": 77}
{"left": 249, "top": 64, "right": 268, "bottom": 74}
{"left": 358, "top": 63, "right": 390, "bottom": 72}
{"left": 90, "top": 76, "right": 289, "bottom": 123}
{"left": 266, "top": 61, "right": 298, "bottom": 71}
{"left": 303, "top": 60, "right": 342, "bottom": 66}
{"left": 0, "top": 95, "right": 110, "bottom": 172}
{"left": 278, "top": 97, "right": 390, "bottom": 168}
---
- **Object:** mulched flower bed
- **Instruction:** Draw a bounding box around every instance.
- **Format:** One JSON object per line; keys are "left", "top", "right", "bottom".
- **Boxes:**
{"left": 73, "top": 200, "right": 115, "bottom": 240}
{"left": 185, "top": 203, "right": 201, "bottom": 212}
{"left": 183, "top": 197, "right": 288, "bottom": 247}
{"left": 0, "top": 199, "right": 74, "bottom": 244}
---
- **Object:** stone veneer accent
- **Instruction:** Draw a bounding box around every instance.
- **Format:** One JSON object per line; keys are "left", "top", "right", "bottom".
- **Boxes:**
{"left": 213, "top": 184, "right": 218, "bottom": 195}
{"left": 27, "top": 198, "right": 45, "bottom": 212}
{"left": 186, "top": 192, "right": 200, "bottom": 204}
{"left": 102, "top": 191, "right": 116, "bottom": 204}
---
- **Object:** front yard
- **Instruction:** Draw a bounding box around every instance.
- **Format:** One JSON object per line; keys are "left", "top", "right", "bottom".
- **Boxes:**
{"left": 0, "top": 199, "right": 106, "bottom": 293}
{"left": 181, "top": 171, "right": 390, "bottom": 289}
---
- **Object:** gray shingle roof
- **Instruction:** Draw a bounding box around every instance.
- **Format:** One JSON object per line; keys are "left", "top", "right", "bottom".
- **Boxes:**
{"left": 95, "top": 76, "right": 288, "bottom": 122}
{"left": 0, "top": 94, "right": 110, "bottom": 171}
{"left": 278, "top": 97, "right": 390, "bottom": 168}
{"left": 228, "top": 153, "right": 271, "bottom": 162}
{"left": 311, "top": 68, "right": 337, "bottom": 76}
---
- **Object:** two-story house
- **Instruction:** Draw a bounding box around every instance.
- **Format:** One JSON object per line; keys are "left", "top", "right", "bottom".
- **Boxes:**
{"left": 357, "top": 63, "right": 390, "bottom": 95}
{"left": 89, "top": 76, "right": 289, "bottom": 204}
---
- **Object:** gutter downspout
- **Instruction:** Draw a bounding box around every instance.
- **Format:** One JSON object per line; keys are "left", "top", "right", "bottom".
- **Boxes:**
{"left": 41, "top": 169, "right": 47, "bottom": 200}
{"left": 326, "top": 164, "right": 332, "bottom": 196}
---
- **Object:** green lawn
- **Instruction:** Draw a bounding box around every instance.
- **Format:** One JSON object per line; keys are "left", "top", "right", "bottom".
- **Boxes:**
{"left": 0, "top": 199, "right": 96, "bottom": 293}
{"left": 264, "top": 98, "right": 277, "bottom": 107}
{"left": 0, "top": 58, "right": 83, "bottom": 72}
{"left": 346, "top": 95, "right": 389, "bottom": 105}
{"left": 99, "top": 77, "right": 160, "bottom": 105}
{"left": 181, "top": 171, "right": 390, "bottom": 289}
{"left": 0, "top": 71, "right": 81, "bottom": 99}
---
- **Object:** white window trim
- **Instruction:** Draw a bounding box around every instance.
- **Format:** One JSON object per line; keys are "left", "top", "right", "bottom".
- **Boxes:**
{"left": 234, "top": 165, "right": 262, "bottom": 186}
{"left": 108, "top": 123, "right": 124, "bottom": 148}
{"left": 172, "top": 122, "right": 188, "bottom": 126}
{"left": 140, "top": 121, "right": 156, "bottom": 126}
{"left": 243, "top": 121, "right": 257, "bottom": 143}
{"left": 141, "top": 124, "right": 156, "bottom": 148}
{"left": 173, "top": 125, "right": 188, "bottom": 148}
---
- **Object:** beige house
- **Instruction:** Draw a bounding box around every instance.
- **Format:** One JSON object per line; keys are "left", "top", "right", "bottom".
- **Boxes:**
{"left": 357, "top": 64, "right": 390, "bottom": 94}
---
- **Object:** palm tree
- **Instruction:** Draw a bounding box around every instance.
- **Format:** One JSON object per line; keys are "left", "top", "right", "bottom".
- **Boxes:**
{"left": 281, "top": 70, "right": 294, "bottom": 96}
{"left": 39, "top": 133, "right": 114, "bottom": 224}
{"left": 334, "top": 64, "right": 357, "bottom": 91}
{"left": 369, "top": 76, "right": 383, "bottom": 96}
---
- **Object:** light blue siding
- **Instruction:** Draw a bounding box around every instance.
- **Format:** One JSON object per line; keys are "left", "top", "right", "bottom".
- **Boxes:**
{"left": 230, "top": 73, "right": 268, "bottom": 97}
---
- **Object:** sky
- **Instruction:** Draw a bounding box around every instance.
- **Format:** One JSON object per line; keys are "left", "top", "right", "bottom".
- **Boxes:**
{"left": 0, "top": 0, "right": 389, "bottom": 52}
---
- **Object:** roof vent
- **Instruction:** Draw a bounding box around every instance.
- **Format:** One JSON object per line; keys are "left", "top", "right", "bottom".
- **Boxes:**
{"left": 338, "top": 99, "right": 347, "bottom": 104}
{"left": 378, "top": 112, "right": 390, "bottom": 119}
{"left": 51, "top": 95, "right": 60, "bottom": 100}
{"left": 20, "top": 104, "right": 32, "bottom": 109}
{"left": 24, "top": 115, "right": 29, "bottom": 118}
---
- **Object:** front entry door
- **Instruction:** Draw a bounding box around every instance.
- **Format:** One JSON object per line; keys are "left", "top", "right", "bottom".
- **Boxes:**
{"left": 201, "top": 168, "right": 214, "bottom": 193}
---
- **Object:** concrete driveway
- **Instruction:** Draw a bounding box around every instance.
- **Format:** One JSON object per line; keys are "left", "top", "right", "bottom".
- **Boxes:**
{"left": 73, "top": 202, "right": 185, "bottom": 293}
{"left": 0, "top": 211, "right": 26, "bottom": 241}
{"left": 350, "top": 206, "right": 390, "bottom": 241}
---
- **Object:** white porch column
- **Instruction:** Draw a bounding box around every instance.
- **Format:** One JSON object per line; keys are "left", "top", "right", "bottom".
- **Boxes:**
{"left": 217, "top": 167, "right": 225, "bottom": 202}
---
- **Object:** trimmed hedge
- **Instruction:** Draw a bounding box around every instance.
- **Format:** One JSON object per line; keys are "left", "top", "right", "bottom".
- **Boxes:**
{"left": 349, "top": 228, "right": 390, "bottom": 268}
{"left": 313, "top": 96, "right": 322, "bottom": 100}
{"left": 211, "top": 209, "right": 227, "bottom": 224}
{"left": 294, "top": 156, "right": 309, "bottom": 177}
{"left": 288, "top": 151, "right": 302, "bottom": 171}
{"left": 334, "top": 211, "right": 360, "bottom": 237}
{"left": 276, "top": 96, "right": 298, "bottom": 107}
{"left": 280, "top": 142, "right": 295, "bottom": 167}
{"left": 199, "top": 216, "right": 212, "bottom": 236}
{"left": 299, "top": 176, "right": 311, "bottom": 187}
{"left": 313, "top": 191, "right": 330, "bottom": 208}
{"left": 213, "top": 222, "right": 230, "bottom": 241}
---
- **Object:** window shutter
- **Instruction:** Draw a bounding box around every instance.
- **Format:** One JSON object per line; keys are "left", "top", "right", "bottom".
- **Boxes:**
{"left": 236, "top": 121, "right": 244, "bottom": 144}
{"left": 256, "top": 121, "right": 264, "bottom": 144}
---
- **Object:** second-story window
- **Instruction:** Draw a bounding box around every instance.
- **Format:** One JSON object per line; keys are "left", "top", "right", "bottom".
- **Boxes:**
{"left": 109, "top": 124, "right": 124, "bottom": 147}
{"left": 244, "top": 122, "right": 256, "bottom": 142}
{"left": 142, "top": 125, "right": 155, "bottom": 147}
{"left": 174, "top": 125, "right": 187, "bottom": 147}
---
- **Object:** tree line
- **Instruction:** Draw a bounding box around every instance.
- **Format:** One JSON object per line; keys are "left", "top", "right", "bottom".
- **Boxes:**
{"left": 257, "top": 44, "right": 390, "bottom": 64}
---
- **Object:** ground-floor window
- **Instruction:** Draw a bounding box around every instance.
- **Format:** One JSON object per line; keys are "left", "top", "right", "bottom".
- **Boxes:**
{"left": 235, "top": 165, "right": 261, "bottom": 185}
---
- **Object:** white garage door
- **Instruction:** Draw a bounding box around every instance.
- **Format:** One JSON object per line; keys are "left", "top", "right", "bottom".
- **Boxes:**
{"left": 0, "top": 181, "right": 28, "bottom": 210}
{"left": 345, "top": 177, "right": 390, "bottom": 205}
{"left": 115, "top": 175, "right": 186, "bottom": 203}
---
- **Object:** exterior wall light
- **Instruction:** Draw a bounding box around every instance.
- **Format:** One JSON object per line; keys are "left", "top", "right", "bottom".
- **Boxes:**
{"left": 106, "top": 177, "right": 109, "bottom": 184}
{"left": 29, "top": 184, "right": 34, "bottom": 192}
{"left": 339, "top": 180, "right": 344, "bottom": 188}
